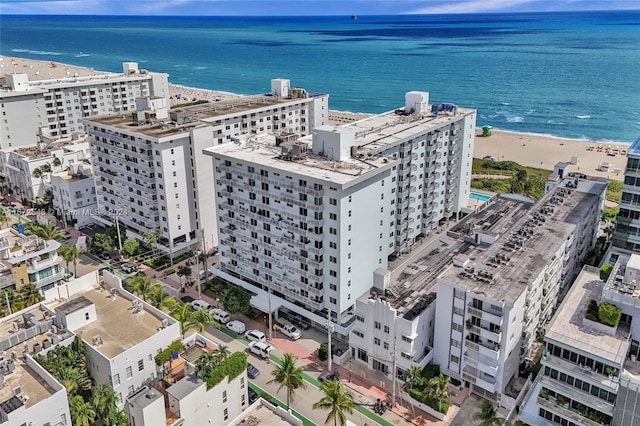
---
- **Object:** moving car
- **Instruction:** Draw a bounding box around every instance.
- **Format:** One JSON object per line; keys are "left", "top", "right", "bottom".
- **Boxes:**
{"left": 318, "top": 372, "right": 338, "bottom": 383}
{"left": 247, "top": 363, "right": 260, "bottom": 379}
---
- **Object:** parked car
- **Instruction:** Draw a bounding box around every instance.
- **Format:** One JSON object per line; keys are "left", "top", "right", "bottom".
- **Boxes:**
{"left": 208, "top": 247, "right": 219, "bottom": 257}
{"left": 483, "top": 155, "right": 497, "bottom": 161}
{"left": 318, "top": 372, "right": 338, "bottom": 383}
{"left": 244, "top": 330, "right": 266, "bottom": 343}
{"left": 189, "top": 299, "right": 211, "bottom": 311}
{"left": 248, "top": 387, "right": 259, "bottom": 404}
{"left": 186, "top": 257, "right": 197, "bottom": 266}
{"left": 247, "top": 341, "right": 272, "bottom": 360}
{"left": 226, "top": 320, "right": 246, "bottom": 335}
{"left": 99, "top": 252, "right": 110, "bottom": 260}
{"left": 120, "top": 263, "right": 138, "bottom": 274}
{"left": 276, "top": 323, "right": 301, "bottom": 340}
{"left": 208, "top": 307, "right": 231, "bottom": 324}
{"left": 247, "top": 363, "right": 260, "bottom": 379}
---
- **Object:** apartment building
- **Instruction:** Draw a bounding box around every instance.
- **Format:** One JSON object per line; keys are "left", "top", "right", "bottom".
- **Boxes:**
{"left": 519, "top": 259, "right": 640, "bottom": 426}
{"left": 0, "top": 305, "right": 71, "bottom": 426}
{"left": 82, "top": 80, "right": 328, "bottom": 257}
{"left": 53, "top": 278, "right": 181, "bottom": 407}
{"left": 0, "top": 134, "right": 91, "bottom": 201}
{"left": 50, "top": 163, "right": 97, "bottom": 229}
{"left": 0, "top": 61, "right": 168, "bottom": 149}
{"left": 126, "top": 334, "right": 249, "bottom": 426}
{"left": 0, "top": 228, "right": 64, "bottom": 293}
{"left": 612, "top": 135, "right": 640, "bottom": 251}
{"left": 205, "top": 92, "right": 475, "bottom": 333}
{"left": 433, "top": 174, "right": 606, "bottom": 404}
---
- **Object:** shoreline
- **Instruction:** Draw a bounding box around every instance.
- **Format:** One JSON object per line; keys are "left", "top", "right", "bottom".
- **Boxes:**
{"left": 1, "top": 55, "right": 630, "bottom": 181}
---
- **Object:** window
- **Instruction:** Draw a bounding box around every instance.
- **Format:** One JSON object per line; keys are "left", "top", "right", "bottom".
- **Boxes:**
{"left": 384, "top": 325, "right": 390, "bottom": 333}
{"left": 330, "top": 198, "right": 337, "bottom": 205}
{"left": 126, "top": 366, "right": 132, "bottom": 379}
{"left": 241, "top": 377, "right": 245, "bottom": 389}
{"left": 384, "top": 342, "right": 389, "bottom": 349}
{"left": 223, "top": 390, "right": 227, "bottom": 403}
{"left": 374, "top": 321, "right": 381, "bottom": 330}
{"left": 113, "top": 373, "right": 120, "bottom": 386}
{"left": 128, "top": 385, "right": 134, "bottom": 395}
{"left": 224, "top": 408, "right": 229, "bottom": 421}
{"left": 374, "top": 337, "right": 381, "bottom": 346}
{"left": 138, "top": 359, "right": 144, "bottom": 371}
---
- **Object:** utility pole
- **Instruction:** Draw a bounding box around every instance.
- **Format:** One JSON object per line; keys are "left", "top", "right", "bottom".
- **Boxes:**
{"left": 391, "top": 335, "right": 398, "bottom": 406}
{"left": 114, "top": 214, "right": 123, "bottom": 253}
{"left": 4, "top": 292, "right": 11, "bottom": 316}
{"left": 268, "top": 284, "right": 273, "bottom": 341}
{"left": 327, "top": 318, "right": 335, "bottom": 372}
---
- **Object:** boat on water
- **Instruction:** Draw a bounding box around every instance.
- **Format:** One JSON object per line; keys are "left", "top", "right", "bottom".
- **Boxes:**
{"left": 352, "top": 15, "right": 357, "bottom": 20}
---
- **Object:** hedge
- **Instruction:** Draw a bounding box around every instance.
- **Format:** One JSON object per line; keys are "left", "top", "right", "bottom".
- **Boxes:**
{"left": 155, "top": 340, "right": 185, "bottom": 365}
{"left": 203, "top": 352, "right": 248, "bottom": 390}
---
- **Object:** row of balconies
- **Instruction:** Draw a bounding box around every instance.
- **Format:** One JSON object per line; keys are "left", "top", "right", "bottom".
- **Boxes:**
{"left": 219, "top": 166, "right": 325, "bottom": 196}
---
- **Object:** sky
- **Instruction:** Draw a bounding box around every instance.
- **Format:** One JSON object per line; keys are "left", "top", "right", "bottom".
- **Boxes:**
{"left": 0, "top": 0, "right": 638, "bottom": 16}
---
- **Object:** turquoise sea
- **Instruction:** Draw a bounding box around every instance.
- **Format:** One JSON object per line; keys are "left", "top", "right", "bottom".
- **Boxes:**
{"left": 1, "top": 12, "right": 639, "bottom": 142}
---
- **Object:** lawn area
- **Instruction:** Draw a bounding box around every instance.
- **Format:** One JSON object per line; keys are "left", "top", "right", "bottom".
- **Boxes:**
{"left": 471, "top": 158, "right": 551, "bottom": 200}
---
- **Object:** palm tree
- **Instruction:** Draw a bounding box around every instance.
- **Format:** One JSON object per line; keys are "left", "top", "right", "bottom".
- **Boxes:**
{"left": 58, "top": 244, "right": 79, "bottom": 276}
{"left": 148, "top": 286, "right": 176, "bottom": 311}
{"left": 188, "top": 307, "right": 218, "bottom": 334}
{"left": 404, "top": 365, "right": 425, "bottom": 391}
{"left": 143, "top": 227, "right": 162, "bottom": 260}
{"left": 0, "top": 208, "right": 8, "bottom": 229}
{"left": 129, "top": 274, "right": 158, "bottom": 302}
{"left": 426, "top": 374, "right": 454, "bottom": 413}
{"left": 198, "top": 252, "right": 208, "bottom": 278}
{"left": 312, "top": 378, "right": 355, "bottom": 426}
{"left": 474, "top": 401, "right": 504, "bottom": 426}
{"left": 69, "top": 395, "right": 96, "bottom": 426}
{"left": 195, "top": 351, "right": 219, "bottom": 387}
{"left": 17, "top": 284, "right": 43, "bottom": 308}
{"left": 213, "top": 344, "right": 231, "bottom": 363}
{"left": 52, "top": 156, "right": 62, "bottom": 171}
{"left": 267, "top": 353, "right": 307, "bottom": 410}
{"left": 170, "top": 303, "right": 195, "bottom": 338}
{"left": 34, "top": 221, "right": 65, "bottom": 240}
{"left": 91, "top": 384, "right": 119, "bottom": 423}
{"left": 56, "top": 366, "right": 91, "bottom": 395}
{"left": 40, "top": 163, "right": 52, "bottom": 174}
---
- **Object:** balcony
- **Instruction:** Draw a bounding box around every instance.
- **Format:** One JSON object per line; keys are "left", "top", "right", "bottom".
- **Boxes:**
{"left": 468, "top": 324, "right": 502, "bottom": 342}
{"left": 537, "top": 397, "right": 603, "bottom": 426}
{"left": 467, "top": 305, "right": 503, "bottom": 326}
{"left": 463, "top": 353, "right": 499, "bottom": 376}
{"left": 464, "top": 338, "right": 500, "bottom": 360}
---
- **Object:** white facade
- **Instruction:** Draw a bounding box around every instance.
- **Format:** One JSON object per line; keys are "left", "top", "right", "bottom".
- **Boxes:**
{"left": 0, "top": 137, "right": 91, "bottom": 202}
{"left": 83, "top": 79, "right": 328, "bottom": 256}
{"left": 50, "top": 163, "right": 97, "bottom": 229}
{"left": 0, "top": 62, "right": 169, "bottom": 149}
{"left": 54, "top": 282, "right": 181, "bottom": 408}
{"left": 433, "top": 175, "right": 607, "bottom": 403}
{"left": 613, "top": 135, "right": 640, "bottom": 251}
{"left": 206, "top": 93, "right": 476, "bottom": 332}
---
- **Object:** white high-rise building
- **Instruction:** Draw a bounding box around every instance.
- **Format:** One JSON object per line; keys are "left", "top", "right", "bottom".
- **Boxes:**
{"left": 50, "top": 163, "right": 97, "bottom": 229}
{"left": 433, "top": 175, "right": 606, "bottom": 404}
{"left": 0, "top": 61, "right": 169, "bottom": 149}
{"left": 82, "top": 80, "right": 328, "bottom": 257}
{"left": 205, "top": 92, "right": 475, "bottom": 333}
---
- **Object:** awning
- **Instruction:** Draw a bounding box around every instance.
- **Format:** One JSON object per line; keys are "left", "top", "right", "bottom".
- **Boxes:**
{"left": 250, "top": 294, "right": 282, "bottom": 314}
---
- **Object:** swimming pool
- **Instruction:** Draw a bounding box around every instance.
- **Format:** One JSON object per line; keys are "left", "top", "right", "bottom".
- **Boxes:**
{"left": 470, "top": 192, "right": 492, "bottom": 202}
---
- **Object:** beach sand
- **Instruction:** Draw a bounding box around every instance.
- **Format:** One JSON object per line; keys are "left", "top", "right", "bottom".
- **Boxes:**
{"left": 1, "top": 55, "right": 630, "bottom": 181}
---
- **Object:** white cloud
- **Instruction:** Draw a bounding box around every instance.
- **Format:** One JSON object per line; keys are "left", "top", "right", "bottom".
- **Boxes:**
{"left": 408, "top": 0, "right": 538, "bottom": 14}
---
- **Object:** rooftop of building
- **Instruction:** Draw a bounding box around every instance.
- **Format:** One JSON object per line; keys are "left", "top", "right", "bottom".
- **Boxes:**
{"left": 627, "top": 135, "right": 640, "bottom": 157}
{"left": 546, "top": 266, "right": 629, "bottom": 365}
{"left": 84, "top": 91, "right": 320, "bottom": 138}
{"left": 0, "top": 304, "right": 51, "bottom": 344}
{"left": 0, "top": 358, "right": 56, "bottom": 414}
{"left": 230, "top": 400, "right": 298, "bottom": 426}
{"left": 439, "top": 177, "right": 605, "bottom": 303}
{"left": 11, "top": 136, "right": 89, "bottom": 160}
{"left": 344, "top": 105, "right": 475, "bottom": 155}
{"left": 205, "top": 132, "right": 396, "bottom": 186}
{"left": 0, "top": 228, "right": 60, "bottom": 264}
{"left": 603, "top": 254, "right": 640, "bottom": 300}
{"left": 63, "top": 285, "right": 167, "bottom": 359}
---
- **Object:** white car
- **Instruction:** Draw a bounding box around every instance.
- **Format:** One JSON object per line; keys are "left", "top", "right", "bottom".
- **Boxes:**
{"left": 226, "top": 320, "right": 246, "bottom": 335}
{"left": 189, "top": 299, "right": 210, "bottom": 311}
{"left": 248, "top": 341, "right": 273, "bottom": 359}
{"left": 277, "top": 323, "right": 302, "bottom": 340}
{"left": 244, "top": 329, "right": 266, "bottom": 343}
{"left": 207, "top": 307, "right": 231, "bottom": 324}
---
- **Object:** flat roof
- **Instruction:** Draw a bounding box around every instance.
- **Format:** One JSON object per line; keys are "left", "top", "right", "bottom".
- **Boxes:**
{"left": 232, "top": 400, "right": 297, "bottom": 425}
{"left": 85, "top": 93, "right": 318, "bottom": 138}
{"left": 167, "top": 372, "right": 202, "bottom": 400}
{"left": 206, "top": 133, "right": 396, "bottom": 186}
{"left": 546, "top": 267, "right": 629, "bottom": 365}
{"left": 439, "top": 178, "right": 605, "bottom": 303}
{"left": 0, "top": 229, "right": 61, "bottom": 264}
{"left": 72, "top": 286, "right": 166, "bottom": 359}
{"left": 0, "top": 304, "right": 49, "bottom": 345}
{"left": 0, "top": 359, "right": 56, "bottom": 413}
{"left": 56, "top": 296, "right": 93, "bottom": 316}
{"left": 12, "top": 139, "right": 89, "bottom": 160}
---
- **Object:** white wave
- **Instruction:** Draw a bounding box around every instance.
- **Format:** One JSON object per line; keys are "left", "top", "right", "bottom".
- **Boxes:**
{"left": 12, "top": 48, "right": 62, "bottom": 56}
{"left": 547, "top": 120, "right": 566, "bottom": 125}
{"left": 501, "top": 102, "right": 510, "bottom": 106}
{"left": 576, "top": 115, "right": 591, "bottom": 119}
{"left": 74, "top": 53, "right": 90, "bottom": 57}
{"left": 506, "top": 115, "right": 524, "bottom": 123}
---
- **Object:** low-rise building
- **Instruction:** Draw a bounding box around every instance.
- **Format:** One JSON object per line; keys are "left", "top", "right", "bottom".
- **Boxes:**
{"left": 50, "top": 163, "right": 97, "bottom": 229}
{"left": 0, "top": 228, "right": 64, "bottom": 293}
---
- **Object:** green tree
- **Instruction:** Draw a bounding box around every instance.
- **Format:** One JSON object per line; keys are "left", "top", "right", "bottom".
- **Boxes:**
{"left": 177, "top": 265, "right": 192, "bottom": 288}
{"left": 17, "top": 284, "right": 43, "bottom": 309}
{"left": 267, "top": 353, "right": 306, "bottom": 410}
{"left": 474, "top": 401, "right": 504, "bottom": 426}
{"left": 105, "top": 220, "right": 127, "bottom": 251}
{"left": 221, "top": 285, "right": 252, "bottom": 315}
{"left": 52, "top": 156, "right": 62, "bottom": 171}
{"left": 143, "top": 227, "right": 162, "bottom": 260}
{"left": 405, "top": 365, "right": 425, "bottom": 391}
{"left": 510, "top": 168, "right": 528, "bottom": 194}
{"left": 189, "top": 307, "right": 218, "bottom": 334}
{"left": 129, "top": 274, "right": 158, "bottom": 302}
{"left": 91, "top": 385, "right": 120, "bottom": 424}
{"left": 312, "top": 379, "right": 355, "bottom": 426}
{"left": 426, "top": 374, "right": 453, "bottom": 413}
{"left": 33, "top": 221, "right": 64, "bottom": 240}
{"left": 600, "top": 263, "right": 613, "bottom": 281}
{"left": 0, "top": 208, "right": 9, "bottom": 229}
{"left": 58, "top": 244, "right": 79, "bottom": 276}
{"left": 121, "top": 238, "right": 139, "bottom": 258}
{"left": 69, "top": 395, "right": 96, "bottom": 426}
{"left": 91, "top": 233, "right": 114, "bottom": 254}
{"left": 40, "top": 163, "right": 52, "bottom": 174}
{"left": 170, "top": 303, "right": 193, "bottom": 338}
{"left": 198, "top": 252, "right": 208, "bottom": 277}
{"left": 148, "top": 286, "right": 176, "bottom": 311}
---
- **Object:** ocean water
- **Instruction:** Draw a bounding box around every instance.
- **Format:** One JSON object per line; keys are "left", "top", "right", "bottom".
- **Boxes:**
{"left": 1, "top": 12, "right": 639, "bottom": 143}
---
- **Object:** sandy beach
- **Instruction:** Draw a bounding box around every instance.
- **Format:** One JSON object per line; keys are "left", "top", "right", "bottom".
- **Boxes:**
{"left": 1, "top": 55, "right": 631, "bottom": 181}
